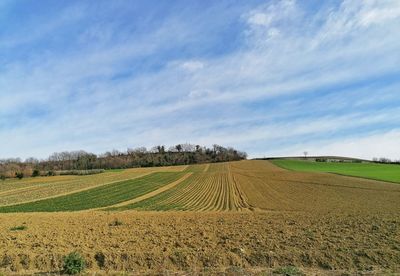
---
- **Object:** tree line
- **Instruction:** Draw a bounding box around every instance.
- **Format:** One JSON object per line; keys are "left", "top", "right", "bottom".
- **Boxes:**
{"left": 0, "top": 144, "right": 247, "bottom": 179}
{"left": 372, "top": 157, "right": 400, "bottom": 164}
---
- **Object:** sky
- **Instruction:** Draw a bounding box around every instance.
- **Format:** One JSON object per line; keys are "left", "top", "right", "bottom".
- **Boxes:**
{"left": 0, "top": 0, "right": 400, "bottom": 160}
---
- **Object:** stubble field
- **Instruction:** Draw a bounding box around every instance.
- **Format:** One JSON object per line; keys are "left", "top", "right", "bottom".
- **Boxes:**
{"left": 0, "top": 160, "right": 399, "bottom": 275}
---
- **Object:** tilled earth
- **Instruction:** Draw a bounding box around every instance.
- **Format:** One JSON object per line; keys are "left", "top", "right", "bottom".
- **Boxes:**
{"left": 1, "top": 161, "right": 399, "bottom": 275}
{"left": 0, "top": 210, "right": 399, "bottom": 275}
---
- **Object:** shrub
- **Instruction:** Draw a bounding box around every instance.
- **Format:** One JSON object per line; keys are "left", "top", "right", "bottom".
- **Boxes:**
{"left": 273, "top": 266, "right": 304, "bottom": 276}
{"left": 10, "top": 225, "right": 27, "bottom": 231}
{"left": 94, "top": 252, "right": 106, "bottom": 268}
{"left": 58, "top": 169, "right": 105, "bottom": 176}
{"left": 109, "top": 218, "right": 123, "bottom": 226}
{"left": 0, "top": 175, "right": 5, "bottom": 181}
{"left": 32, "top": 169, "right": 40, "bottom": 177}
{"left": 62, "top": 252, "right": 86, "bottom": 275}
{"left": 47, "top": 170, "right": 56, "bottom": 176}
{"left": 15, "top": 172, "right": 24, "bottom": 179}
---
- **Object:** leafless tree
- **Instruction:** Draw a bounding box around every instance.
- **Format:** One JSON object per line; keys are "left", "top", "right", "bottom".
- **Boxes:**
{"left": 0, "top": 144, "right": 247, "bottom": 178}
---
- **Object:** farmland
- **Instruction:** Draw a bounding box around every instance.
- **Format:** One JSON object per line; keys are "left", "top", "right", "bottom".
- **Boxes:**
{"left": 0, "top": 160, "right": 399, "bottom": 274}
{"left": 0, "top": 165, "right": 186, "bottom": 206}
{"left": 0, "top": 160, "right": 399, "bottom": 213}
{"left": 0, "top": 172, "right": 187, "bottom": 212}
{"left": 117, "top": 164, "right": 249, "bottom": 211}
{"left": 272, "top": 159, "right": 400, "bottom": 183}
{"left": 1, "top": 211, "right": 399, "bottom": 275}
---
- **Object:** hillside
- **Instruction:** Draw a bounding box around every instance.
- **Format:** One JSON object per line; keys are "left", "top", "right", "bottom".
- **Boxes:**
{"left": 1, "top": 160, "right": 399, "bottom": 213}
{"left": 0, "top": 160, "right": 399, "bottom": 275}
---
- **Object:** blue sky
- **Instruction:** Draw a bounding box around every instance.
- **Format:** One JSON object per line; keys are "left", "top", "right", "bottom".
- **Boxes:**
{"left": 1, "top": 0, "right": 400, "bottom": 160}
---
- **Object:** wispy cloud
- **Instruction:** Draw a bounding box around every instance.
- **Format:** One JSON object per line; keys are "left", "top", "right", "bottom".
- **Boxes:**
{"left": 0, "top": 0, "right": 399, "bottom": 160}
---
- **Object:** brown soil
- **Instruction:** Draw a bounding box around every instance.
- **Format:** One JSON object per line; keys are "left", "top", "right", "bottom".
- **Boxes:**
{"left": 233, "top": 161, "right": 400, "bottom": 213}
{"left": 0, "top": 211, "right": 399, "bottom": 275}
{"left": 0, "top": 161, "right": 399, "bottom": 275}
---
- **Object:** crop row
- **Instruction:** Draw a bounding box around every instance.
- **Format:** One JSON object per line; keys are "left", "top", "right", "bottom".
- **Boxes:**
{"left": 118, "top": 163, "right": 249, "bottom": 211}
{"left": 184, "top": 164, "right": 208, "bottom": 172}
{"left": 0, "top": 165, "right": 189, "bottom": 206}
{"left": 0, "top": 170, "right": 155, "bottom": 206}
{"left": 0, "top": 172, "right": 185, "bottom": 212}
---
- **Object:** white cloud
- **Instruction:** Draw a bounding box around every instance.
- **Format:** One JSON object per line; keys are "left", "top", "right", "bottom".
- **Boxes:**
{"left": 246, "top": 0, "right": 296, "bottom": 28}
{"left": 265, "top": 129, "right": 400, "bottom": 161}
{"left": 0, "top": 1, "right": 400, "bottom": 159}
{"left": 179, "top": 60, "right": 205, "bottom": 71}
{"left": 188, "top": 89, "right": 214, "bottom": 99}
{"left": 247, "top": 12, "right": 271, "bottom": 27}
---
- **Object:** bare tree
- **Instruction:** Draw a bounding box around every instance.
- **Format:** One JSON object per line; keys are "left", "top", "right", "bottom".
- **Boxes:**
{"left": 303, "top": 151, "right": 308, "bottom": 159}
{"left": 0, "top": 144, "right": 247, "bottom": 178}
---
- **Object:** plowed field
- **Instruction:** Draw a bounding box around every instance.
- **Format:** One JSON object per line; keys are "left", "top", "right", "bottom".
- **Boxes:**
{"left": 115, "top": 161, "right": 400, "bottom": 213}
{"left": 118, "top": 170, "right": 248, "bottom": 211}
{"left": 0, "top": 212, "right": 399, "bottom": 275}
{"left": 232, "top": 161, "right": 400, "bottom": 213}
{"left": 0, "top": 160, "right": 399, "bottom": 275}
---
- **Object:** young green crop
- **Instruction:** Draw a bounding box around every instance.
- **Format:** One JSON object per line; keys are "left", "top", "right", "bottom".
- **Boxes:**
{"left": 115, "top": 173, "right": 199, "bottom": 211}
{"left": 0, "top": 172, "right": 185, "bottom": 212}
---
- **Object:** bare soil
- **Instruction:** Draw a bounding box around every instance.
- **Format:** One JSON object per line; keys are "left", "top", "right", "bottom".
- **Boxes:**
{"left": 0, "top": 210, "right": 399, "bottom": 275}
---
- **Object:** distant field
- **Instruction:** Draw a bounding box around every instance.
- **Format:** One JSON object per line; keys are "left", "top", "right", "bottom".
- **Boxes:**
{"left": 0, "top": 172, "right": 185, "bottom": 212}
{"left": 0, "top": 170, "right": 149, "bottom": 206}
{"left": 1, "top": 161, "right": 400, "bottom": 213}
{"left": 272, "top": 159, "right": 400, "bottom": 183}
{"left": 0, "top": 165, "right": 187, "bottom": 206}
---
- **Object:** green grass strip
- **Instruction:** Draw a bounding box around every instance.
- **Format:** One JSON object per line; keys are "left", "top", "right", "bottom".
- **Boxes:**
{"left": 272, "top": 159, "right": 400, "bottom": 184}
{"left": 0, "top": 172, "right": 185, "bottom": 212}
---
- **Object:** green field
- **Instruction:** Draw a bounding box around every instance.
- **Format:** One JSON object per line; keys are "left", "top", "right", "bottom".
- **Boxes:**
{"left": 113, "top": 173, "right": 199, "bottom": 211}
{"left": 272, "top": 159, "right": 400, "bottom": 184}
{"left": 0, "top": 172, "right": 184, "bottom": 213}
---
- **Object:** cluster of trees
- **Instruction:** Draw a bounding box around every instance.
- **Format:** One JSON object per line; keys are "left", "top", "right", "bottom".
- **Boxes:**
{"left": 372, "top": 157, "right": 400, "bottom": 164}
{"left": 0, "top": 144, "right": 247, "bottom": 179}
